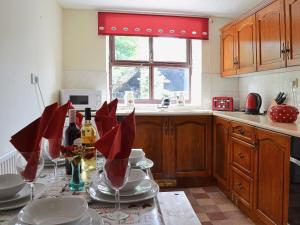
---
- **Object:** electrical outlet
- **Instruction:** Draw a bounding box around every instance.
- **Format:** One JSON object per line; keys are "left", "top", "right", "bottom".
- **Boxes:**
{"left": 292, "top": 78, "right": 298, "bottom": 89}
{"left": 31, "top": 73, "right": 39, "bottom": 84}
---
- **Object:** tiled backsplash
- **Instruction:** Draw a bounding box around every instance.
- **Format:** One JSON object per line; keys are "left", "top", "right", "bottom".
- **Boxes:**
{"left": 201, "top": 73, "right": 239, "bottom": 109}
{"left": 239, "top": 68, "right": 300, "bottom": 112}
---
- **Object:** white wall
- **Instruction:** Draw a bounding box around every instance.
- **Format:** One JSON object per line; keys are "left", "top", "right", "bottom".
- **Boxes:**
{"left": 200, "top": 17, "right": 239, "bottom": 108}
{"left": 239, "top": 67, "right": 300, "bottom": 113}
{"left": 62, "top": 9, "right": 108, "bottom": 100}
{"left": 62, "top": 11, "right": 238, "bottom": 107}
{"left": 0, "top": 0, "right": 63, "bottom": 157}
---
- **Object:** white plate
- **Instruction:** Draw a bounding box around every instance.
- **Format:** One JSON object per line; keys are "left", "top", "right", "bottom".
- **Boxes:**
{"left": 132, "top": 158, "right": 154, "bottom": 170}
{"left": 8, "top": 208, "right": 104, "bottom": 225}
{"left": 89, "top": 180, "right": 159, "bottom": 203}
{"left": 98, "top": 179, "right": 152, "bottom": 197}
{"left": 18, "top": 197, "right": 88, "bottom": 225}
{"left": 0, "top": 184, "right": 30, "bottom": 204}
{"left": 0, "top": 183, "right": 47, "bottom": 211}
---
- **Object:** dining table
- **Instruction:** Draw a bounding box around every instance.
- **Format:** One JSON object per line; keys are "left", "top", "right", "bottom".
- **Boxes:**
{"left": 0, "top": 160, "right": 202, "bottom": 225}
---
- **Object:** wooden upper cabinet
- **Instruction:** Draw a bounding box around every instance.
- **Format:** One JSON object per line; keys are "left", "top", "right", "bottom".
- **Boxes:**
{"left": 236, "top": 15, "right": 257, "bottom": 74}
{"left": 256, "top": 0, "right": 286, "bottom": 71}
{"left": 213, "top": 117, "right": 230, "bottom": 192}
{"left": 254, "top": 128, "right": 290, "bottom": 225}
{"left": 221, "top": 25, "right": 236, "bottom": 76}
{"left": 133, "top": 116, "right": 165, "bottom": 178}
{"left": 285, "top": 0, "right": 300, "bottom": 66}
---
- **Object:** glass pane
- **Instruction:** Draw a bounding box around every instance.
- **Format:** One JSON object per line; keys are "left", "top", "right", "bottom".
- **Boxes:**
{"left": 153, "top": 37, "right": 187, "bottom": 62}
{"left": 153, "top": 67, "right": 190, "bottom": 100}
{"left": 111, "top": 66, "right": 150, "bottom": 99}
{"left": 115, "top": 36, "right": 149, "bottom": 61}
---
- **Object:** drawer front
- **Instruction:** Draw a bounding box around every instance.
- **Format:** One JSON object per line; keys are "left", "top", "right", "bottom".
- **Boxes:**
{"left": 231, "top": 121, "right": 255, "bottom": 144}
{"left": 231, "top": 137, "right": 254, "bottom": 177}
{"left": 231, "top": 167, "right": 253, "bottom": 210}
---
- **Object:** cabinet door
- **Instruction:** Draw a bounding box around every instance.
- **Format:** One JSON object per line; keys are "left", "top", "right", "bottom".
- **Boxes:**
{"left": 236, "top": 15, "right": 257, "bottom": 74}
{"left": 254, "top": 128, "right": 290, "bottom": 225}
{"left": 133, "top": 116, "right": 166, "bottom": 178}
{"left": 285, "top": 0, "right": 300, "bottom": 66}
{"left": 221, "top": 25, "right": 237, "bottom": 76}
{"left": 171, "top": 116, "right": 212, "bottom": 177}
{"left": 213, "top": 117, "right": 230, "bottom": 192}
{"left": 256, "top": 0, "right": 286, "bottom": 71}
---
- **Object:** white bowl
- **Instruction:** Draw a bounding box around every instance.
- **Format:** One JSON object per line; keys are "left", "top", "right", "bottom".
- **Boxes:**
{"left": 129, "top": 149, "right": 145, "bottom": 165}
{"left": 0, "top": 174, "right": 25, "bottom": 200}
{"left": 121, "top": 169, "right": 146, "bottom": 191}
{"left": 18, "top": 197, "right": 88, "bottom": 225}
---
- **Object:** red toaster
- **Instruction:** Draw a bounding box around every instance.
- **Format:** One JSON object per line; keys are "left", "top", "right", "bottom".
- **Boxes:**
{"left": 212, "top": 97, "right": 239, "bottom": 111}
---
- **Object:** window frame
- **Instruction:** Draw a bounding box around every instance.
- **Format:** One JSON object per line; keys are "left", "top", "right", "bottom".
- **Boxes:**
{"left": 109, "top": 36, "right": 192, "bottom": 104}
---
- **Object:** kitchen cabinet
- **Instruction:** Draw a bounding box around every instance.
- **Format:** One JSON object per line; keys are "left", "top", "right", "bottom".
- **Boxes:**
{"left": 213, "top": 117, "right": 230, "bottom": 193}
{"left": 133, "top": 116, "right": 165, "bottom": 178}
{"left": 285, "top": 0, "right": 300, "bottom": 67}
{"left": 235, "top": 15, "right": 257, "bottom": 74}
{"left": 221, "top": 25, "right": 236, "bottom": 76}
{"left": 133, "top": 115, "right": 212, "bottom": 186}
{"left": 171, "top": 116, "right": 212, "bottom": 178}
{"left": 221, "top": 15, "right": 256, "bottom": 76}
{"left": 256, "top": 0, "right": 286, "bottom": 71}
{"left": 254, "top": 128, "right": 290, "bottom": 225}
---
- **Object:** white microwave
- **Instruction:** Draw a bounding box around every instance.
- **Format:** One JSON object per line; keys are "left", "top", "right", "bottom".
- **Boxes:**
{"left": 60, "top": 89, "right": 102, "bottom": 111}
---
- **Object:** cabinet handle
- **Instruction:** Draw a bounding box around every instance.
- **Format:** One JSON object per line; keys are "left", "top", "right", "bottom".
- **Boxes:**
{"left": 238, "top": 152, "right": 245, "bottom": 159}
{"left": 237, "top": 127, "right": 245, "bottom": 135}
{"left": 286, "top": 41, "right": 290, "bottom": 60}
{"left": 164, "top": 120, "right": 168, "bottom": 135}
{"left": 281, "top": 42, "right": 286, "bottom": 60}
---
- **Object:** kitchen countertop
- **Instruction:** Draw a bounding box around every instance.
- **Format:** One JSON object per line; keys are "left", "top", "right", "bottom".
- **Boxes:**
{"left": 91, "top": 105, "right": 300, "bottom": 138}
{"left": 213, "top": 111, "right": 300, "bottom": 138}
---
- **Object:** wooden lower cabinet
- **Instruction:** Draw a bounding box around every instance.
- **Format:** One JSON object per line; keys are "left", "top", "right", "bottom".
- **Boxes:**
{"left": 171, "top": 116, "right": 213, "bottom": 181}
{"left": 134, "top": 115, "right": 212, "bottom": 186}
{"left": 231, "top": 166, "right": 254, "bottom": 211}
{"left": 213, "top": 117, "right": 230, "bottom": 193}
{"left": 254, "top": 128, "right": 290, "bottom": 225}
{"left": 133, "top": 116, "right": 166, "bottom": 178}
{"left": 213, "top": 117, "right": 291, "bottom": 225}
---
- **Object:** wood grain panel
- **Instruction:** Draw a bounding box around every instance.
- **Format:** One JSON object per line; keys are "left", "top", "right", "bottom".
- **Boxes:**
{"left": 133, "top": 116, "right": 165, "bottom": 177}
{"left": 285, "top": 0, "right": 300, "bottom": 66}
{"left": 221, "top": 25, "right": 237, "bottom": 76}
{"left": 171, "top": 116, "right": 212, "bottom": 178}
{"left": 254, "top": 128, "right": 290, "bottom": 225}
{"left": 213, "top": 117, "right": 230, "bottom": 192}
{"left": 256, "top": 0, "right": 286, "bottom": 71}
{"left": 236, "top": 15, "right": 257, "bottom": 74}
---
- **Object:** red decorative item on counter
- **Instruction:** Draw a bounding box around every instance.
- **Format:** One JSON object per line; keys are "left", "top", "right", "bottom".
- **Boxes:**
{"left": 269, "top": 104, "right": 299, "bottom": 123}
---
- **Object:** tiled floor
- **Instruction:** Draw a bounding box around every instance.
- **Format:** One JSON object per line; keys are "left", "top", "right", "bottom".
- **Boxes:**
{"left": 165, "top": 186, "right": 255, "bottom": 225}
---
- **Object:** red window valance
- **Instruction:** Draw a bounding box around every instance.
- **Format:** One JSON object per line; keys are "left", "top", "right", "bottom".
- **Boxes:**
{"left": 98, "top": 12, "right": 209, "bottom": 40}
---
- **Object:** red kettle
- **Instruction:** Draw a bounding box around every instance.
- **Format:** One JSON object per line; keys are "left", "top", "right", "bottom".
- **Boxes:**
{"left": 245, "top": 93, "right": 262, "bottom": 115}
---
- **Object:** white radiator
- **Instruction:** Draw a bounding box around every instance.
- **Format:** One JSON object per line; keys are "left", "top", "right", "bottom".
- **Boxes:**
{"left": 0, "top": 151, "right": 17, "bottom": 175}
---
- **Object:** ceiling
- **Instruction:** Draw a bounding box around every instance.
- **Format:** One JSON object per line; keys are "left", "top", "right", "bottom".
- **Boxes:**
{"left": 57, "top": 0, "right": 264, "bottom": 18}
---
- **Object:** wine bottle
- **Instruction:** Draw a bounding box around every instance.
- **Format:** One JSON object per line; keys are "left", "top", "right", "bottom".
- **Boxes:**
{"left": 64, "top": 109, "right": 81, "bottom": 175}
{"left": 81, "top": 108, "right": 97, "bottom": 171}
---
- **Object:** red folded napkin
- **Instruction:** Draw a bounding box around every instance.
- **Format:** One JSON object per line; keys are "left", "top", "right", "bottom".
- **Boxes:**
{"left": 10, "top": 103, "right": 59, "bottom": 181}
{"left": 94, "top": 110, "right": 135, "bottom": 160}
{"left": 95, "top": 99, "right": 118, "bottom": 137}
{"left": 95, "top": 110, "right": 135, "bottom": 187}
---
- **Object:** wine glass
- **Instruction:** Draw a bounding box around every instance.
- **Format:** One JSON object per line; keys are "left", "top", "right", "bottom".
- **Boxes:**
{"left": 42, "top": 138, "right": 63, "bottom": 181}
{"left": 15, "top": 151, "right": 44, "bottom": 201}
{"left": 103, "top": 158, "right": 131, "bottom": 220}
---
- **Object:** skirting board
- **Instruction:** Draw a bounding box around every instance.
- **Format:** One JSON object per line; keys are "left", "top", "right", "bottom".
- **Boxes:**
{"left": 0, "top": 151, "right": 17, "bottom": 175}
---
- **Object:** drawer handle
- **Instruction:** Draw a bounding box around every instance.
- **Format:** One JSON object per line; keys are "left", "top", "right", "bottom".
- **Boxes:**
{"left": 236, "top": 182, "right": 244, "bottom": 191}
{"left": 238, "top": 128, "right": 245, "bottom": 135}
{"left": 238, "top": 152, "right": 245, "bottom": 159}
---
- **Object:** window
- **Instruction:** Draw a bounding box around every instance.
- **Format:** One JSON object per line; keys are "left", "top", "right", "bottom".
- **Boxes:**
{"left": 109, "top": 36, "right": 192, "bottom": 103}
